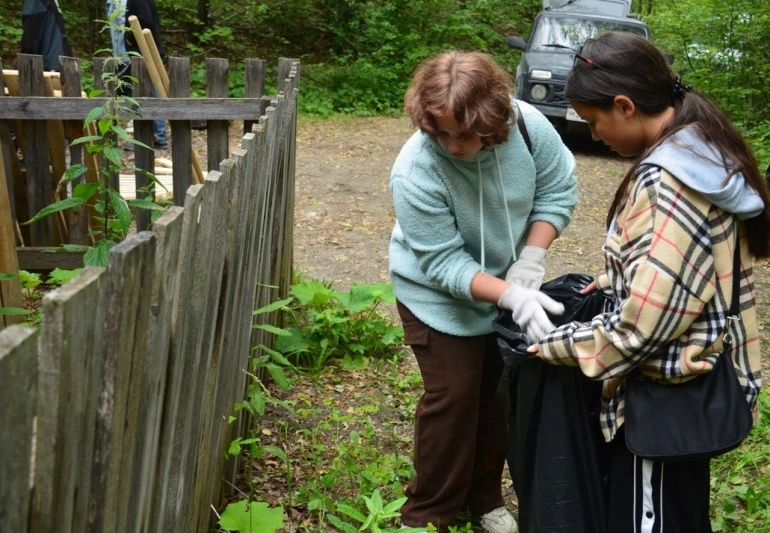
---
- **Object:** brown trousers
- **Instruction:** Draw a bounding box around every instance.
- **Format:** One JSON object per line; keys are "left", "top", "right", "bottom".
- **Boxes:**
{"left": 397, "top": 301, "right": 506, "bottom": 531}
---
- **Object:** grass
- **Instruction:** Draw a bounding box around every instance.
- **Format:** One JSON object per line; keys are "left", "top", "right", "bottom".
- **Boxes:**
{"left": 711, "top": 391, "right": 770, "bottom": 532}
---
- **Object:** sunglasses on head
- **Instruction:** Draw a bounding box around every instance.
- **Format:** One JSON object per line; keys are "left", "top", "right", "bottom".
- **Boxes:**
{"left": 572, "top": 51, "right": 610, "bottom": 73}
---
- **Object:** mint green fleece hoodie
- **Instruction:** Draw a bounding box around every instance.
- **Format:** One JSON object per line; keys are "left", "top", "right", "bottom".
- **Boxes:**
{"left": 389, "top": 100, "right": 578, "bottom": 336}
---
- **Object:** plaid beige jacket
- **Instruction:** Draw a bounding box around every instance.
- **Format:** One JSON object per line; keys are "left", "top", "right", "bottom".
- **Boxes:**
{"left": 540, "top": 166, "right": 762, "bottom": 442}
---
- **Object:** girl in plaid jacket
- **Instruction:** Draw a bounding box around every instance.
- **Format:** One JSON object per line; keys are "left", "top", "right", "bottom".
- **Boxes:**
{"left": 530, "top": 32, "right": 770, "bottom": 532}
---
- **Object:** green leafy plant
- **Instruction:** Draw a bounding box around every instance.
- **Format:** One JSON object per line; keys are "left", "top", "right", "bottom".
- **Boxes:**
{"left": 710, "top": 391, "right": 770, "bottom": 531}
{"left": 17, "top": 270, "right": 41, "bottom": 296}
{"left": 275, "top": 281, "right": 404, "bottom": 371}
{"left": 0, "top": 272, "right": 32, "bottom": 321}
{"left": 222, "top": 294, "right": 298, "bottom": 525}
{"left": 0, "top": 269, "right": 87, "bottom": 328}
{"left": 217, "top": 499, "right": 284, "bottom": 533}
{"left": 46, "top": 268, "right": 83, "bottom": 287}
{"left": 327, "top": 489, "right": 407, "bottom": 533}
{"left": 21, "top": 5, "right": 168, "bottom": 267}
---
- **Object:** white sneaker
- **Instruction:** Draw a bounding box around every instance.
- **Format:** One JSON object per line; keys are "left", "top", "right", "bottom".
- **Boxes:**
{"left": 126, "top": 120, "right": 134, "bottom": 133}
{"left": 480, "top": 507, "right": 518, "bottom": 533}
{"left": 400, "top": 525, "right": 428, "bottom": 532}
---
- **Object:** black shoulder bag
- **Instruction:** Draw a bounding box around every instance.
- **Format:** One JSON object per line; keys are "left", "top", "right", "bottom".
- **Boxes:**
{"left": 624, "top": 241, "right": 754, "bottom": 462}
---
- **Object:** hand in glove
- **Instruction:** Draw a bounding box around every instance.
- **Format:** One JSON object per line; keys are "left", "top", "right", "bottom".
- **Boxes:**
{"left": 498, "top": 283, "right": 564, "bottom": 342}
{"left": 505, "top": 246, "right": 547, "bottom": 290}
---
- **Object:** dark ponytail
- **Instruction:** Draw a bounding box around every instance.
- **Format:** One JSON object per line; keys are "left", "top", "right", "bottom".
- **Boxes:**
{"left": 565, "top": 32, "right": 770, "bottom": 258}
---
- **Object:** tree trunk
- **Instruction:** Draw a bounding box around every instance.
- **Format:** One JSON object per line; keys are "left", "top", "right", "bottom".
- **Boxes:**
{"left": 197, "top": 0, "right": 209, "bottom": 27}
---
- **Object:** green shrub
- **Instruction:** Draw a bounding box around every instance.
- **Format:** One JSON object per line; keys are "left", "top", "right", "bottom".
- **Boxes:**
{"left": 710, "top": 391, "right": 770, "bottom": 531}
{"left": 275, "top": 281, "right": 404, "bottom": 371}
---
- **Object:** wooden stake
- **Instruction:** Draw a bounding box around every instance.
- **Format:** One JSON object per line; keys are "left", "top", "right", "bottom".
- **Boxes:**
{"left": 128, "top": 16, "right": 205, "bottom": 185}
{"left": 127, "top": 17, "right": 167, "bottom": 98}
{"left": 145, "top": 30, "right": 170, "bottom": 96}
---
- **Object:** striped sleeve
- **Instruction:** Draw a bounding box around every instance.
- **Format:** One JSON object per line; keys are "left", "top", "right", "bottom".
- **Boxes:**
{"left": 540, "top": 168, "right": 716, "bottom": 379}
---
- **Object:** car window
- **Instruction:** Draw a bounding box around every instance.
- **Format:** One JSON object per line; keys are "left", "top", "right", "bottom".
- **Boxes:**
{"left": 530, "top": 16, "right": 647, "bottom": 52}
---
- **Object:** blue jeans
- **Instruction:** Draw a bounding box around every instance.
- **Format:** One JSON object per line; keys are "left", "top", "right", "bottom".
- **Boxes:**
{"left": 151, "top": 87, "right": 167, "bottom": 144}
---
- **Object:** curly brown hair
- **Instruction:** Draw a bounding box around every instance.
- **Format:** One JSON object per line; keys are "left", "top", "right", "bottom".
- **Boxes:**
{"left": 404, "top": 51, "right": 514, "bottom": 147}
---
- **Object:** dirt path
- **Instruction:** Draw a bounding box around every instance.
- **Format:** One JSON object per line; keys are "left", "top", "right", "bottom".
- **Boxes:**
{"left": 295, "top": 116, "right": 634, "bottom": 287}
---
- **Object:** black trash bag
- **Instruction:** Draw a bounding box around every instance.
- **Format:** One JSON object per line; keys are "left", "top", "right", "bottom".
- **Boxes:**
{"left": 495, "top": 273, "right": 614, "bottom": 533}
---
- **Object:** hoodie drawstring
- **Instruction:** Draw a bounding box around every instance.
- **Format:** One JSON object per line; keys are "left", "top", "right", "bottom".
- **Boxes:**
{"left": 478, "top": 148, "right": 517, "bottom": 274}
{"left": 478, "top": 159, "right": 485, "bottom": 273}
{"left": 496, "top": 149, "right": 517, "bottom": 263}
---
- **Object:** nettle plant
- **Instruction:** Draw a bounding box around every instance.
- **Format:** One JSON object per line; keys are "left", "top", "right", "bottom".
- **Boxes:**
{"left": 0, "top": 268, "right": 83, "bottom": 327}
{"left": 23, "top": 5, "right": 168, "bottom": 267}
{"left": 274, "top": 281, "right": 404, "bottom": 372}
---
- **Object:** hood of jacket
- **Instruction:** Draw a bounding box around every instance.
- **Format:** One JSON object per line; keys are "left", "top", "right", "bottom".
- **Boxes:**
{"left": 639, "top": 127, "right": 764, "bottom": 220}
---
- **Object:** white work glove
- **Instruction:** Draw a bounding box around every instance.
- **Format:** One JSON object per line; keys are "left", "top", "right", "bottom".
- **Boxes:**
{"left": 498, "top": 284, "right": 564, "bottom": 342}
{"left": 505, "top": 246, "right": 547, "bottom": 290}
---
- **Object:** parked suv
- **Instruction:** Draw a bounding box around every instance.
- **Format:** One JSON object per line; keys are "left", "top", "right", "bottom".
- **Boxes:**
{"left": 508, "top": 0, "right": 650, "bottom": 135}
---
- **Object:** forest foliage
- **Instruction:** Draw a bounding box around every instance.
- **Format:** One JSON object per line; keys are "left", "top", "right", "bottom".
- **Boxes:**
{"left": 1, "top": 0, "right": 768, "bottom": 165}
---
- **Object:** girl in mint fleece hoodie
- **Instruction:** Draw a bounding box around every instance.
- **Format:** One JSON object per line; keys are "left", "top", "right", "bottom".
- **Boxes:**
{"left": 389, "top": 51, "right": 577, "bottom": 532}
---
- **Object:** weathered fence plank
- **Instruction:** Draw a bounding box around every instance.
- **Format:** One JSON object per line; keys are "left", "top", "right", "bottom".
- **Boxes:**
{"left": 160, "top": 167, "right": 228, "bottom": 531}
{"left": 228, "top": 105, "right": 282, "bottom": 492}
{"left": 90, "top": 232, "right": 156, "bottom": 532}
{"left": 169, "top": 57, "right": 193, "bottom": 206}
{"left": 150, "top": 184, "right": 204, "bottom": 532}
{"left": 270, "top": 92, "right": 290, "bottom": 300}
{"left": 59, "top": 56, "right": 90, "bottom": 244}
{"left": 223, "top": 119, "right": 271, "bottom": 494}
{"left": 18, "top": 54, "right": 54, "bottom": 245}
{"left": 128, "top": 206, "right": 185, "bottom": 533}
{"left": 176, "top": 166, "right": 230, "bottom": 531}
{"left": 0, "top": 96, "right": 266, "bottom": 120}
{"left": 243, "top": 58, "right": 266, "bottom": 135}
{"left": 133, "top": 56, "right": 156, "bottom": 232}
{"left": 32, "top": 267, "right": 105, "bottom": 533}
{"left": 0, "top": 325, "right": 37, "bottom": 533}
{"left": 278, "top": 60, "right": 300, "bottom": 300}
{"left": 193, "top": 144, "right": 256, "bottom": 529}
{"left": 206, "top": 58, "right": 229, "bottom": 172}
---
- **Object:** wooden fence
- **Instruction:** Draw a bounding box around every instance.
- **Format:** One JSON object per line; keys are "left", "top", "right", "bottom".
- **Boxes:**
{"left": 1, "top": 53, "right": 272, "bottom": 270}
{"left": 0, "top": 57, "right": 299, "bottom": 533}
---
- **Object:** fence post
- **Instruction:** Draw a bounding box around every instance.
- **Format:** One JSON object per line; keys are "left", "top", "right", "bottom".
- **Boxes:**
{"left": 0, "top": 59, "right": 19, "bottom": 238}
{"left": 206, "top": 58, "right": 229, "bottom": 172}
{"left": 243, "top": 59, "right": 265, "bottom": 135}
{"left": 133, "top": 56, "right": 156, "bottom": 232}
{"left": 59, "top": 55, "right": 90, "bottom": 245}
{"left": 168, "top": 57, "right": 193, "bottom": 206}
{"left": 93, "top": 57, "right": 120, "bottom": 193}
{"left": 18, "top": 53, "right": 54, "bottom": 246}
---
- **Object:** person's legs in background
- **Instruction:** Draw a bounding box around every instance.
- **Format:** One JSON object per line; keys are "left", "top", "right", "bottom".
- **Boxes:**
{"left": 151, "top": 86, "right": 168, "bottom": 148}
